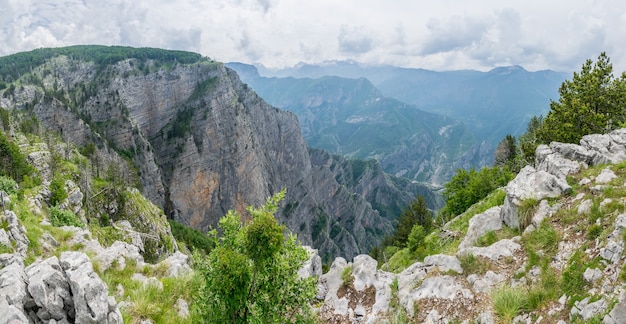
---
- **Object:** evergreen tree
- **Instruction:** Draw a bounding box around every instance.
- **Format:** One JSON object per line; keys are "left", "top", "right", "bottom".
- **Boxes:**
{"left": 539, "top": 52, "right": 626, "bottom": 144}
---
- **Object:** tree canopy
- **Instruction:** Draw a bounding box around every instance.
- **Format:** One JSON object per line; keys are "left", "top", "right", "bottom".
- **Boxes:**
{"left": 195, "top": 189, "right": 316, "bottom": 323}
{"left": 539, "top": 52, "right": 626, "bottom": 144}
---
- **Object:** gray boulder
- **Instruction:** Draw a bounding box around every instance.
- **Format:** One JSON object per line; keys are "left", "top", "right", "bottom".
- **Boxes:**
{"left": 535, "top": 143, "right": 589, "bottom": 179}
{"left": 60, "top": 251, "right": 122, "bottom": 324}
{"left": 604, "top": 299, "right": 626, "bottom": 324}
{"left": 423, "top": 254, "right": 463, "bottom": 274}
{"left": 596, "top": 168, "right": 618, "bottom": 184}
{"left": 500, "top": 166, "right": 571, "bottom": 229}
{"left": 580, "top": 128, "right": 626, "bottom": 165}
{"left": 571, "top": 297, "right": 608, "bottom": 322}
{"left": 159, "top": 250, "right": 191, "bottom": 277}
{"left": 400, "top": 275, "right": 473, "bottom": 317}
{"left": 0, "top": 297, "right": 30, "bottom": 324}
{"left": 93, "top": 241, "right": 144, "bottom": 271}
{"left": 458, "top": 206, "right": 502, "bottom": 251}
{"left": 462, "top": 238, "right": 521, "bottom": 261}
{"left": 25, "top": 256, "right": 73, "bottom": 322}
{"left": 297, "top": 246, "right": 322, "bottom": 279}
{"left": 3, "top": 211, "right": 30, "bottom": 257}
{"left": 0, "top": 260, "right": 29, "bottom": 312}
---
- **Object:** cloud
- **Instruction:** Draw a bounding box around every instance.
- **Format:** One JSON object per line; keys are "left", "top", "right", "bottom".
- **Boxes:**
{"left": 337, "top": 25, "right": 374, "bottom": 54}
{"left": 420, "top": 16, "right": 490, "bottom": 55}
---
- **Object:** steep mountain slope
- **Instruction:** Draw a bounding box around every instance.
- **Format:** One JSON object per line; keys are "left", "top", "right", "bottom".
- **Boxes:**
{"left": 0, "top": 46, "right": 435, "bottom": 260}
{"left": 257, "top": 61, "right": 567, "bottom": 149}
{"left": 228, "top": 63, "right": 486, "bottom": 185}
{"left": 315, "top": 128, "right": 626, "bottom": 323}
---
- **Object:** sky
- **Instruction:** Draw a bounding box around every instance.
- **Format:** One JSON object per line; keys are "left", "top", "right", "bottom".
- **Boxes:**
{"left": 1, "top": 0, "right": 625, "bottom": 73}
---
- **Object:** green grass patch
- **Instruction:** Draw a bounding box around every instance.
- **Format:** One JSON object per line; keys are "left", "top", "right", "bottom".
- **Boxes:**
{"left": 458, "top": 254, "right": 491, "bottom": 275}
{"left": 492, "top": 285, "right": 529, "bottom": 322}
{"left": 48, "top": 207, "right": 82, "bottom": 227}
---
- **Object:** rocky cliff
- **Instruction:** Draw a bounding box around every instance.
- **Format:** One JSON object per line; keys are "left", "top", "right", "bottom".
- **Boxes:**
{"left": 0, "top": 46, "right": 435, "bottom": 259}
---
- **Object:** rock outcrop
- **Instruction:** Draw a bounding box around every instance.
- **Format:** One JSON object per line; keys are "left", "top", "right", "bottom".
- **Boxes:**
{"left": 315, "top": 128, "right": 626, "bottom": 322}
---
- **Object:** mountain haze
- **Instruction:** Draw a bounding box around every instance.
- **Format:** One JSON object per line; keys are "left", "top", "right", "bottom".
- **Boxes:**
{"left": 256, "top": 61, "right": 567, "bottom": 148}
{"left": 228, "top": 63, "right": 490, "bottom": 185}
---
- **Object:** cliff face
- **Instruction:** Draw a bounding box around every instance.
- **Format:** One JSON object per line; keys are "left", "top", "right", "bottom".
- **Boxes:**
{"left": 0, "top": 46, "right": 433, "bottom": 259}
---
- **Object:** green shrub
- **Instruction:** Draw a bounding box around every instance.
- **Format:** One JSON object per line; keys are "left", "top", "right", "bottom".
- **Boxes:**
{"left": 169, "top": 220, "right": 215, "bottom": 255}
{"left": 49, "top": 177, "right": 67, "bottom": 206}
{"left": 341, "top": 265, "right": 353, "bottom": 286}
{"left": 459, "top": 254, "right": 490, "bottom": 275}
{"left": 48, "top": 206, "right": 83, "bottom": 227}
{"left": 0, "top": 175, "right": 17, "bottom": 194}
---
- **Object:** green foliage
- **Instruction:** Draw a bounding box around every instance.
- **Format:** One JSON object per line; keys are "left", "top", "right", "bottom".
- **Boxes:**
{"left": 195, "top": 189, "right": 316, "bottom": 323}
{"left": 49, "top": 176, "right": 67, "bottom": 206}
{"left": 494, "top": 134, "right": 518, "bottom": 170}
{"left": 341, "top": 266, "right": 353, "bottom": 286}
{"left": 48, "top": 206, "right": 83, "bottom": 227}
{"left": 169, "top": 220, "right": 215, "bottom": 255}
{"left": 0, "top": 130, "right": 36, "bottom": 183}
{"left": 517, "top": 116, "right": 544, "bottom": 164}
{"left": 0, "top": 176, "right": 17, "bottom": 195}
{"left": 458, "top": 254, "right": 491, "bottom": 275}
{"left": 0, "top": 45, "right": 205, "bottom": 82}
{"left": 538, "top": 52, "right": 626, "bottom": 144}
{"left": 442, "top": 166, "right": 514, "bottom": 218}
{"left": 492, "top": 285, "right": 529, "bottom": 322}
{"left": 561, "top": 251, "right": 589, "bottom": 305}
{"left": 407, "top": 224, "right": 426, "bottom": 252}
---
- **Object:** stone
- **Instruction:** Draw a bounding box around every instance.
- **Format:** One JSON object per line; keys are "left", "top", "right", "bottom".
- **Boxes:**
{"left": 475, "top": 311, "right": 495, "bottom": 324}
{"left": 401, "top": 275, "right": 473, "bottom": 317}
{"left": 0, "top": 190, "right": 10, "bottom": 206}
{"left": 462, "top": 239, "right": 521, "bottom": 261}
{"left": 0, "top": 297, "right": 30, "bottom": 324}
{"left": 159, "top": 251, "right": 191, "bottom": 277}
{"left": 458, "top": 206, "right": 502, "bottom": 251}
{"left": 604, "top": 300, "right": 626, "bottom": 324}
{"left": 115, "top": 220, "right": 144, "bottom": 252}
{"left": 571, "top": 297, "right": 608, "bottom": 321}
{"left": 0, "top": 260, "right": 29, "bottom": 312}
{"left": 25, "top": 256, "right": 73, "bottom": 322}
{"left": 535, "top": 143, "right": 589, "bottom": 179}
{"left": 596, "top": 168, "right": 618, "bottom": 184}
{"left": 60, "top": 251, "right": 121, "bottom": 324}
{"left": 298, "top": 246, "right": 322, "bottom": 279}
{"left": 600, "top": 240, "right": 624, "bottom": 264}
{"left": 524, "top": 200, "right": 560, "bottom": 234}
{"left": 580, "top": 129, "right": 626, "bottom": 165}
{"left": 131, "top": 273, "right": 163, "bottom": 290}
{"left": 3, "top": 211, "right": 30, "bottom": 257}
{"left": 467, "top": 271, "right": 505, "bottom": 293}
{"left": 500, "top": 166, "right": 571, "bottom": 229}
{"left": 352, "top": 254, "right": 377, "bottom": 291}
{"left": 423, "top": 254, "right": 463, "bottom": 274}
{"left": 176, "top": 298, "right": 190, "bottom": 319}
{"left": 583, "top": 268, "right": 603, "bottom": 283}
{"left": 578, "top": 199, "right": 593, "bottom": 215}
{"left": 93, "top": 241, "right": 143, "bottom": 272}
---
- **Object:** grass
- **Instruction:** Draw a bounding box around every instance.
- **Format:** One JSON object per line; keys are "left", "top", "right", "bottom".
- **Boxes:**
{"left": 491, "top": 285, "right": 528, "bottom": 322}
{"left": 458, "top": 254, "right": 491, "bottom": 275}
{"left": 341, "top": 265, "right": 353, "bottom": 286}
{"left": 518, "top": 198, "right": 539, "bottom": 230}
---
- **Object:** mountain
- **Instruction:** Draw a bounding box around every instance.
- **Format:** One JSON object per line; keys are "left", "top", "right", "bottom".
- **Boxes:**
{"left": 0, "top": 45, "right": 438, "bottom": 260}
{"left": 257, "top": 61, "right": 567, "bottom": 147}
{"left": 227, "top": 63, "right": 489, "bottom": 186}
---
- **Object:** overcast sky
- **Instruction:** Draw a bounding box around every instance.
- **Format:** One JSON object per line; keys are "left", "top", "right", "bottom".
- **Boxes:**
{"left": 1, "top": 0, "right": 625, "bottom": 72}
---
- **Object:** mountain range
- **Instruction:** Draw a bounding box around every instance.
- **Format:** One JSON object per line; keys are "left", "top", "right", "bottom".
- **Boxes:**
{"left": 230, "top": 61, "right": 567, "bottom": 185}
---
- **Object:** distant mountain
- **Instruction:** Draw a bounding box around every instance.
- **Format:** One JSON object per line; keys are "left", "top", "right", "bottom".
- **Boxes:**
{"left": 0, "top": 46, "right": 440, "bottom": 260}
{"left": 227, "top": 63, "right": 489, "bottom": 186}
{"left": 256, "top": 61, "right": 568, "bottom": 145}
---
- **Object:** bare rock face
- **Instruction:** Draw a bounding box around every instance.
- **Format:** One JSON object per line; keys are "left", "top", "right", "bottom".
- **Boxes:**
{"left": 500, "top": 166, "right": 571, "bottom": 229}
{"left": 0, "top": 47, "right": 420, "bottom": 260}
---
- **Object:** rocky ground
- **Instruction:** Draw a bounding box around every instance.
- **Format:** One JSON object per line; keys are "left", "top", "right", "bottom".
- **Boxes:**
{"left": 313, "top": 128, "right": 626, "bottom": 323}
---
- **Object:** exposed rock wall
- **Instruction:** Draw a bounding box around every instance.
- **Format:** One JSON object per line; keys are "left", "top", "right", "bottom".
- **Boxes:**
{"left": 0, "top": 49, "right": 427, "bottom": 259}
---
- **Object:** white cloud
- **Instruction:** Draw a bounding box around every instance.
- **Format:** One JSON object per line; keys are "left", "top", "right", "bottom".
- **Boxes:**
{"left": 1, "top": 0, "right": 626, "bottom": 72}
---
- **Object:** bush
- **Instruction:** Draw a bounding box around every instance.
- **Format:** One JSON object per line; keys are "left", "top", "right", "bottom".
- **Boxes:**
{"left": 169, "top": 220, "right": 215, "bottom": 255}
{"left": 48, "top": 206, "right": 83, "bottom": 227}
{"left": 49, "top": 177, "right": 67, "bottom": 206}
{"left": 0, "top": 175, "right": 17, "bottom": 194}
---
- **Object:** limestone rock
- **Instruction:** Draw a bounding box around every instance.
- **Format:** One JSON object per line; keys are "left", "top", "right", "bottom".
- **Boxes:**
{"left": 524, "top": 200, "right": 560, "bottom": 233}
{"left": 25, "top": 256, "right": 73, "bottom": 322}
{"left": 93, "top": 241, "right": 144, "bottom": 272}
{"left": 467, "top": 271, "right": 506, "bottom": 293}
{"left": 580, "top": 129, "right": 626, "bottom": 165}
{"left": 571, "top": 297, "right": 608, "bottom": 322}
{"left": 298, "top": 246, "right": 322, "bottom": 279}
{"left": 462, "top": 239, "right": 521, "bottom": 261}
{"left": 584, "top": 268, "right": 603, "bottom": 283}
{"left": 535, "top": 143, "right": 589, "bottom": 179}
{"left": 175, "top": 298, "right": 190, "bottom": 319}
{"left": 60, "top": 251, "right": 122, "bottom": 324}
{"left": 2, "top": 211, "right": 29, "bottom": 257}
{"left": 352, "top": 254, "right": 377, "bottom": 291}
{"left": 400, "top": 275, "right": 473, "bottom": 317}
{"left": 158, "top": 251, "right": 191, "bottom": 278}
{"left": 0, "top": 297, "right": 30, "bottom": 324}
{"left": 596, "top": 168, "right": 618, "bottom": 184}
{"left": 604, "top": 299, "right": 626, "bottom": 324}
{"left": 0, "top": 260, "right": 29, "bottom": 312}
{"left": 423, "top": 254, "right": 463, "bottom": 274}
{"left": 458, "top": 206, "right": 502, "bottom": 251}
{"left": 500, "top": 166, "right": 571, "bottom": 229}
